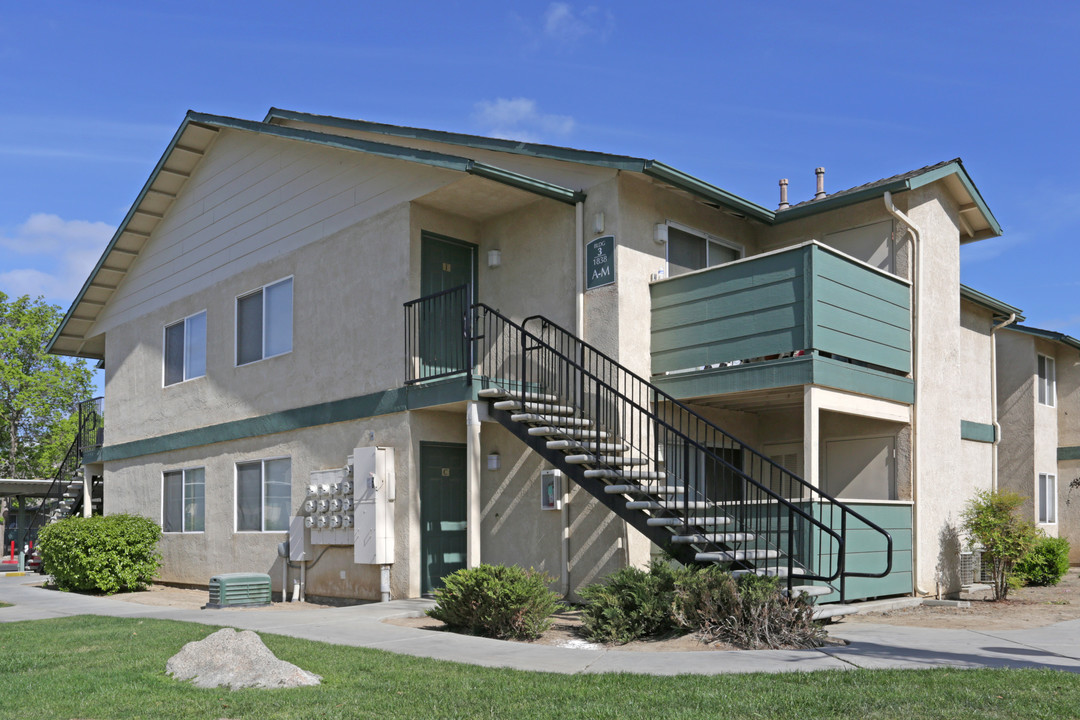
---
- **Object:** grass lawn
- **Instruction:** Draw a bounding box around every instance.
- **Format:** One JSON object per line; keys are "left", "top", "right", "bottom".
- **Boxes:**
{"left": 1, "top": 616, "right": 1078, "bottom": 719}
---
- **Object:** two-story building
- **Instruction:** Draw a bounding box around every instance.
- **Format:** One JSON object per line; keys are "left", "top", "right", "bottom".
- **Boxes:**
{"left": 47, "top": 108, "right": 1008, "bottom": 603}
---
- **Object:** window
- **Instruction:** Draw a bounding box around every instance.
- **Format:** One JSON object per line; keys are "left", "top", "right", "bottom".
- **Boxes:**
{"left": 163, "top": 468, "right": 205, "bottom": 533}
{"left": 1038, "top": 354, "right": 1056, "bottom": 407}
{"left": 164, "top": 311, "right": 206, "bottom": 385}
{"left": 236, "top": 458, "right": 291, "bottom": 532}
{"left": 666, "top": 223, "right": 742, "bottom": 277}
{"left": 236, "top": 277, "right": 292, "bottom": 365}
{"left": 1039, "top": 473, "right": 1057, "bottom": 524}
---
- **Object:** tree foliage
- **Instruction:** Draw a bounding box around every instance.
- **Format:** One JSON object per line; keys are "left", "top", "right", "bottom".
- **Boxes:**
{"left": 0, "top": 292, "right": 94, "bottom": 479}
{"left": 961, "top": 490, "right": 1038, "bottom": 600}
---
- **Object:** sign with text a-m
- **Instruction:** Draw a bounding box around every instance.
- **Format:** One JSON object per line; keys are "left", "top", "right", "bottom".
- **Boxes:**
{"left": 586, "top": 235, "right": 616, "bottom": 290}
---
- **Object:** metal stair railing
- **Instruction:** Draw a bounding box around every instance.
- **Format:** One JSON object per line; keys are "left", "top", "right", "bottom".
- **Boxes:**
{"left": 468, "top": 303, "right": 893, "bottom": 599}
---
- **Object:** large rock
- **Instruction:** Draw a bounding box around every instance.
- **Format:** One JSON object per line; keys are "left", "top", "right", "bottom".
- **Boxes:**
{"left": 167, "top": 628, "right": 321, "bottom": 689}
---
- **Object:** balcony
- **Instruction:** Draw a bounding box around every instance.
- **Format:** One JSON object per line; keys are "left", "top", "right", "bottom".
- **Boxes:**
{"left": 650, "top": 242, "right": 913, "bottom": 405}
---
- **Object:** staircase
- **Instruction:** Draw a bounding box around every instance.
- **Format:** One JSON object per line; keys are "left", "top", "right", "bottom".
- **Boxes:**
{"left": 405, "top": 287, "right": 893, "bottom": 602}
{"left": 22, "top": 398, "right": 104, "bottom": 571}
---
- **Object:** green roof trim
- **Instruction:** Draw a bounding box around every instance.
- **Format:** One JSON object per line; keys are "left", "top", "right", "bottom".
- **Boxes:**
{"left": 907, "top": 160, "right": 1002, "bottom": 237}
{"left": 960, "top": 285, "right": 1025, "bottom": 322}
{"left": 468, "top": 162, "right": 585, "bottom": 204}
{"left": 641, "top": 161, "right": 775, "bottom": 223}
{"left": 46, "top": 114, "right": 208, "bottom": 357}
{"left": 264, "top": 107, "right": 648, "bottom": 171}
{"left": 1009, "top": 324, "right": 1080, "bottom": 352}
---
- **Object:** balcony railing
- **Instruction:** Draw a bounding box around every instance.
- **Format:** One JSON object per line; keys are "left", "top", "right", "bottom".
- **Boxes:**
{"left": 650, "top": 242, "right": 913, "bottom": 402}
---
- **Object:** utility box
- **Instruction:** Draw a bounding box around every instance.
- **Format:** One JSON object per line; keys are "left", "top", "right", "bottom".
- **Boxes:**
{"left": 354, "top": 446, "right": 395, "bottom": 565}
{"left": 204, "top": 573, "right": 272, "bottom": 609}
{"left": 308, "top": 466, "right": 353, "bottom": 546}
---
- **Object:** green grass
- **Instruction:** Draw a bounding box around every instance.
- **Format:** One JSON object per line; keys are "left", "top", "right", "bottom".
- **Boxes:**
{"left": 1, "top": 616, "right": 1078, "bottom": 719}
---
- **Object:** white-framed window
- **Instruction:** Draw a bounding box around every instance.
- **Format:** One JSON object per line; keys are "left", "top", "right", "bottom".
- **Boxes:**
{"left": 236, "top": 277, "right": 293, "bottom": 366}
{"left": 1039, "top": 473, "right": 1057, "bottom": 524}
{"left": 665, "top": 222, "right": 743, "bottom": 277}
{"left": 1038, "top": 354, "right": 1056, "bottom": 407}
{"left": 164, "top": 311, "right": 206, "bottom": 386}
{"left": 235, "top": 457, "right": 291, "bottom": 532}
{"left": 162, "top": 467, "right": 205, "bottom": 533}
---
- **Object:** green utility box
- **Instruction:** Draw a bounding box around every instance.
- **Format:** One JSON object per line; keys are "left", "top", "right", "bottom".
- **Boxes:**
{"left": 204, "top": 572, "right": 272, "bottom": 609}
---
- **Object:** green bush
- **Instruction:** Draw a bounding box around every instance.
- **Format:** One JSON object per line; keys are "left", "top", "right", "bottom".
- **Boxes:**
{"left": 578, "top": 560, "right": 693, "bottom": 644}
{"left": 673, "top": 569, "right": 826, "bottom": 649}
{"left": 1016, "top": 535, "right": 1071, "bottom": 586}
{"left": 426, "top": 564, "right": 563, "bottom": 641}
{"left": 37, "top": 514, "right": 161, "bottom": 594}
{"left": 961, "top": 490, "right": 1039, "bottom": 600}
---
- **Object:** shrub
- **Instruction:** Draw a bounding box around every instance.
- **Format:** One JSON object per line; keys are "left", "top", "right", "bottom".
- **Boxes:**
{"left": 1016, "top": 535, "right": 1071, "bottom": 586}
{"left": 578, "top": 560, "right": 690, "bottom": 644}
{"left": 426, "top": 564, "right": 563, "bottom": 641}
{"left": 961, "top": 490, "right": 1038, "bottom": 600}
{"left": 37, "top": 514, "right": 161, "bottom": 594}
{"left": 673, "top": 568, "right": 826, "bottom": 649}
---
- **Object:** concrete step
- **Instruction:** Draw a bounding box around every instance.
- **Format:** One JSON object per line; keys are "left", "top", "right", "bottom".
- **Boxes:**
{"left": 646, "top": 516, "right": 732, "bottom": 526}
{"left": 604, "top": 484, "right": 685, "bottom": 495}
{"left": 511, "top": 413, "right": 593, "bottom": 427}
{"left": 787, "top": 585, "right": 834, "bottom": 599}
{"left": 731, "top": 567, "right": 809, "bottom": 579}
{"left": 478, "top": 388, "right": 560, "bottom": 402}
{"left": 494, "top": 400, "right": 577, "bottom": 415}
{"left": 528, "top": 427, "right": 611, "bottom": 439}
{"left": 565, "top": 454, "right": 647, "bottom": 467}
{"left": 671, "top": 532, "right": 756, "bottom": 543}
{"left": 547, "top": 440, "right": 629, "bottom": 453}
{"left": 695, "top": 549, "right": 781, "bottom": 562}
{"left": 812, "top": 605, "right": 859, "bottom": 621}
{"left": 627, "top": 499, "right": 716, "bottom": 511}
{"left": 585, "top": 469, "right": 666, "bottom": 480}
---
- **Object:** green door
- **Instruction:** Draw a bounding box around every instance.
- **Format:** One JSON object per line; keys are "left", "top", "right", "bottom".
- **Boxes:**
{"left": 419, "top": 233, "right": 476, "bottom": 378}
{"left": 419, "top": 442, "right": 468, "bottom": 594}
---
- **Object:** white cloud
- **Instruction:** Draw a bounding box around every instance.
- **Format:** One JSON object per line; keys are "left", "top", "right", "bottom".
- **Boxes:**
{"left": 542, "top": 3, "right": 614, "bottom": 43}
{"left": 473, "top": 98, "right": 575, "bottom": 143}
{"left": 0, "top": 213, "right": 114, "bottom": 306}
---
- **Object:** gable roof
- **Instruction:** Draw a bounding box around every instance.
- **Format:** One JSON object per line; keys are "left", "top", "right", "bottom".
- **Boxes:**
{"left": 1009, "top": 324, "right": 1080, "bottom": 352}
{"left": 960, "top": 285, "right": 1025, "bottom": 323}
{"left": 265, "top": 108, "right": 1002, "bottom": 236}
{"left": 46, "top": 111, "right": 583, "bottom": 359}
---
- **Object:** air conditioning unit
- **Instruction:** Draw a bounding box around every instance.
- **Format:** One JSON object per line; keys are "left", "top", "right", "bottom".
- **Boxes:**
{"left": 204, "top": 572, "right": 272, "bottom": 609}
{"left": 959, "top": 546, "right": 992, "bottom": 587}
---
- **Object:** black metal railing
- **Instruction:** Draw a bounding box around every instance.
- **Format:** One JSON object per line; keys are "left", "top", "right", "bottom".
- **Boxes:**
{"left": 463, "top": 304, "right": 892, "bottom": 598}
{"left": 403, "top": 285, "right": 473, "bottom": 385}
{"left": 19, "top": 396, "right": 105, "bottom": 559}
{"left": 78, "top": 397, "right": 104, "bottom": 451}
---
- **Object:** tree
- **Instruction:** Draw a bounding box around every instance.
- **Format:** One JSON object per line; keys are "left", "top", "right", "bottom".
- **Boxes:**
{"left": 961, "top": 490, "right": 1038, "bottom": 601}
{"left": 0, "top": 292, "right": 94, "bottom": 480}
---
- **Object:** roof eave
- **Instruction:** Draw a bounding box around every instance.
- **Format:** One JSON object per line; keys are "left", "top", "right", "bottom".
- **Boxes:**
{"left": 959, "top": 284, "right": 1025, "bottom": 323}
{"left": 642, "top": 161, "right": 775, "bottom": 223}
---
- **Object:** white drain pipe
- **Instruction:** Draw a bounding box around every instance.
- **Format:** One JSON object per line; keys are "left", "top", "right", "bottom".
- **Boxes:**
{"left": 883, "top": 191, "right": 929, "bottom": 596}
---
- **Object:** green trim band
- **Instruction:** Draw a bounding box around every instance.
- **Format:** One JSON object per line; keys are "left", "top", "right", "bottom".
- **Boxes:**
{"left": 87, "top": 378, "right": 478, "bottom": 463}
{"left": 960, "top": 420, "right": 996, "bottom": 443}
{"left": 1058, "top": 446, "right": 1080, "bottom": 462}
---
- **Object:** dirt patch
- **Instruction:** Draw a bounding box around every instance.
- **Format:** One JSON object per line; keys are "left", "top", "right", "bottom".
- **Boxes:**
{"left": 840, "top": 568, "right": 1080, "bottom": 630}
{"left": 105, "top": 584, "right": 334, "bottom": 611}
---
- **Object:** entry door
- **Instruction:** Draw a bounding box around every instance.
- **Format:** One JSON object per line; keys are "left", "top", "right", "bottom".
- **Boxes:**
{"left": 420, "top": 233, "right": 476, "bottom": 377}
{"left": 419, "top": 442, "right": 468, "bottom": 594}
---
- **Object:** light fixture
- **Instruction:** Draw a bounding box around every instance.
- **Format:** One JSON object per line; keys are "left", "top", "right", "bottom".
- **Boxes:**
{"left": 654, "top": 224, "right": 668, "bottom": 244}
{"left": 487, "top": 452, "right": 500, "bottom": 470}
{"left": 487, "top": 249, "right": 502, "bottom": 268}
{"left": 593, "top": 212, "right": 605, "bottom": 234}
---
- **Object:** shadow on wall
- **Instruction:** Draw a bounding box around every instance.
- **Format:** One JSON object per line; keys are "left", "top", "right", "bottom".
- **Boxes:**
{"left": 935, "top": 521, "right": 962, "bottom": 597}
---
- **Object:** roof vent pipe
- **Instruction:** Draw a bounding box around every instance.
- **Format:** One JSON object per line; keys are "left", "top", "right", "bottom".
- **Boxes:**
{"left": 778, "top": 178, "right": 790, "bottom": 210}
{"left": 814, "top": 167, "right": 826, "bottom": 200}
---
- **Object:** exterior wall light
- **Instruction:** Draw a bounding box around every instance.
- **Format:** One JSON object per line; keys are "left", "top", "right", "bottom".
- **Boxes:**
{"left": 487, "top": 452, "right": 500, "bottom": 470}
{"left": 487, "top": 249, "right": 502, "bottom": 268}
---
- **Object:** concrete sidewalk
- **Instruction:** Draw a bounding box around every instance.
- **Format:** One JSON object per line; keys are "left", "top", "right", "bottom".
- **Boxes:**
{"left": 3, "top": 574, "right": 1079, "bottom": 675}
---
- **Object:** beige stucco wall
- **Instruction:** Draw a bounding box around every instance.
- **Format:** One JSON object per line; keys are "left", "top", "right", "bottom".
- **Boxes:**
{"left": 997, "top": 330, "right": 1035, "bottom": 496}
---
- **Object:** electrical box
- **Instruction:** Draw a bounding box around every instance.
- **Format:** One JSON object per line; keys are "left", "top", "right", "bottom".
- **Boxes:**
{"left": 541, "top": 469, "right": 563, "bottom": 510}
{"left": 354, "top": 446, "right": 395, "bottom": 565}
{"left": 309, "top": 467, "right": 352, "bottom": 545}
{"left": 288, "top": 515, "right": 308, "bottom": 562}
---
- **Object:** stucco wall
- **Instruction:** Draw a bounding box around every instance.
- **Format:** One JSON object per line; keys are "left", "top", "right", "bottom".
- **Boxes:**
{"left": 997, "top": 329, "right": 1035, "bottom": 497}
{"left": 1033, "top": 338, "right": 1061, "bottom": 532}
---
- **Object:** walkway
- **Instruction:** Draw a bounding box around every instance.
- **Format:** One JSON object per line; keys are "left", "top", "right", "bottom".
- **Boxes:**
{"left": 3, "top": 574, "right": 1079, "bottom": 675}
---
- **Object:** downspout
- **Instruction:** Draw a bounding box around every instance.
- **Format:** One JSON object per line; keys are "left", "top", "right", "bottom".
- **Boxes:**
{"left": 884, "top": 191, "right": 930, "bottom": 596}
{"left": 990, "top": 313, "right": 1019, "bottom": 491}
{"left": 563, "top": 201, "right": 584, "bottom": 597}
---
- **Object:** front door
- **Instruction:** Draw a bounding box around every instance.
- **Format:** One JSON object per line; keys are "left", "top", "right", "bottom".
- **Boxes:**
{"left": 419, "top": 442, "right": 468, "bottom": 594}
{"left": 419, "top": 233, "right": 476, "bottom": 378}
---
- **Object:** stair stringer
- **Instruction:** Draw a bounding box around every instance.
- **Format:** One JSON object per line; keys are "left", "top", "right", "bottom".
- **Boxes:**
{"left": 488, "top": 405, "right": 704, "bottom": 567}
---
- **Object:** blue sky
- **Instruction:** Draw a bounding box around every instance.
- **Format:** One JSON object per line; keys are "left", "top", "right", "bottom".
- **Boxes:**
{"left": 2, "top": 2, "right": 1079, "bottom": 342}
